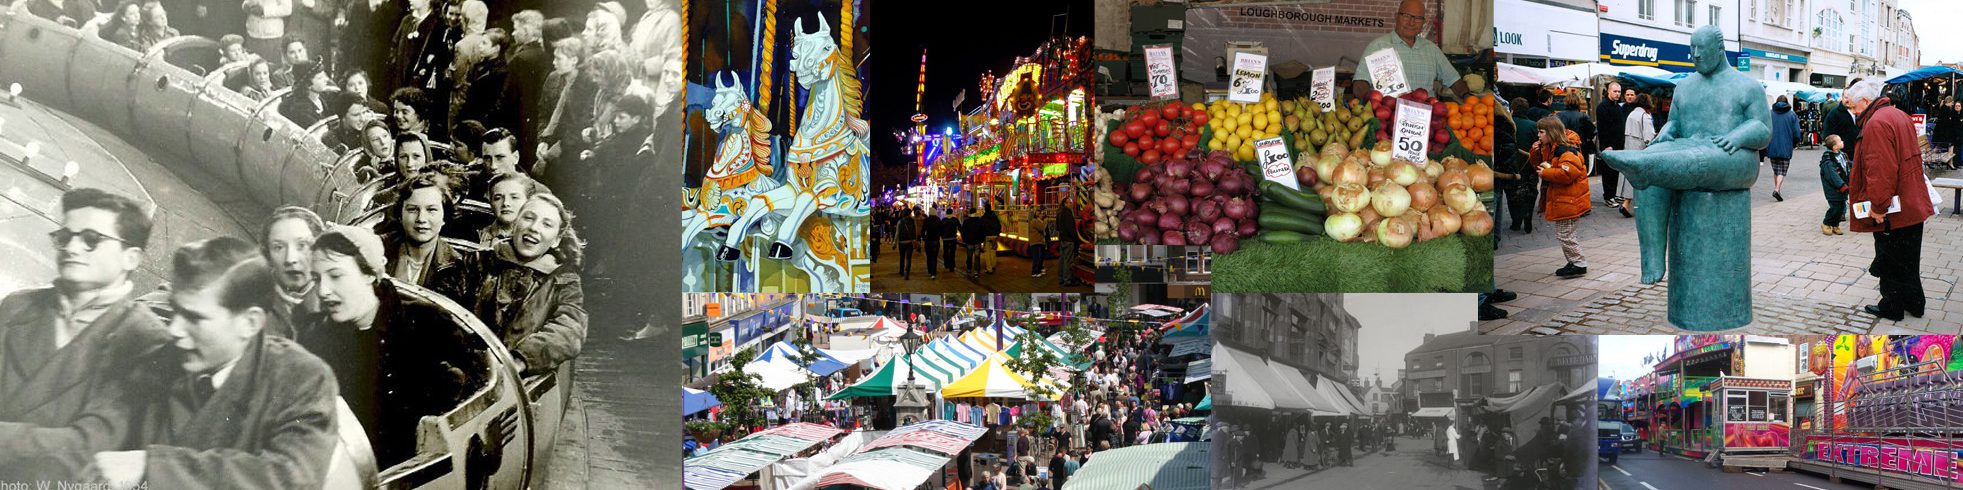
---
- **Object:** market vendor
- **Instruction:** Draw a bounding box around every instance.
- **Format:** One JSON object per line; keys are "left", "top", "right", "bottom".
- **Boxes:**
{"left": 1349, "top": 0, "right": 1469, "bottom": 101}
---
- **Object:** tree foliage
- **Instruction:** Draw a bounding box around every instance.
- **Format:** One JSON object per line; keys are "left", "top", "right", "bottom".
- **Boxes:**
{"left": 707, "top": 349, "right": 778, "bottom": 434}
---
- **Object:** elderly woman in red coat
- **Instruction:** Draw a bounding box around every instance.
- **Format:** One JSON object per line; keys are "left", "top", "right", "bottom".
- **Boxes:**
{"left": 1843, "top": 79, "right": 1935, "bottom": 321}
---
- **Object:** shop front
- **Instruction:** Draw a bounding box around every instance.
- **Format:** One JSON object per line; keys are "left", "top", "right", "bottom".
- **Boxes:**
{"left": 1742, "top": 47, "right": 1810, "bottom": 83}
{"left": 1807, "top": 51, "right": 1853, "bottom": 89}
{"left": 1598, "top": 32, "right": 1744, "bottom": 74}
{"left": 1494, "top": 0, "right": 1598, "bottom": 68}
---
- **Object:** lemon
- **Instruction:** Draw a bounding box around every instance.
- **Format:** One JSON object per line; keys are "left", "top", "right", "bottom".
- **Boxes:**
{"left": 1252, "top": 117, "right": 1268, "bottom": 131}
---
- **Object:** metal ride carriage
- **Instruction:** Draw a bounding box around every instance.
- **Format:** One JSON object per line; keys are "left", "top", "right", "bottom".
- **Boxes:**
{"left": 1791, "top": 335, "right": 1963, "bottom": 490}
{"left": 0, "top": 6, "right": 576, "bottom": 488}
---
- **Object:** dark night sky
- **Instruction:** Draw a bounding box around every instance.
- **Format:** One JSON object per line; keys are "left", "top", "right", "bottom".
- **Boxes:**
{"left": 867, "top": 0, "right": 1093, "bottom": 186}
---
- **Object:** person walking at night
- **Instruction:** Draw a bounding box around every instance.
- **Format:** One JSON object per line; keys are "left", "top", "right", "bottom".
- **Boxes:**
{"left": 921, "top": 209, "right": 942, "bottom": 279}
{"left": 896, "top": 208, "right": 918, "bottom": 280}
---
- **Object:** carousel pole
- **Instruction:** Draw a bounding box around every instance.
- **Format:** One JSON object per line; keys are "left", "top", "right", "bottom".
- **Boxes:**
{"left": 755, "top": 0, "right": 778, "bottom": 113}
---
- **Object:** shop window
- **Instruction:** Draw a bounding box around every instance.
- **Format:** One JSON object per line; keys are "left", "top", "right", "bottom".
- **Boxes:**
{"left": 1509, "top": 346, "right": 1523, "bottom": 360}
{"left": 1677, "top": 0, "right": 1697, "bottom": 26}
{"left": 1709, "top": 5, "right": 1721, "bottom": 26}
{"left": 1640, "top": 0, "right": 1655, "bottom": 20}
{"left": 1508, "top": 370, "right": 1522, "bottom": 393}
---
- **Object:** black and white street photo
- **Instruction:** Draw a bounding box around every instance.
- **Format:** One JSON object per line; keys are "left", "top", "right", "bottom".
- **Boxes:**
{"left": 1210, "top": 293, "right": 1597, "bottom": 490}
{"left": 0, "top": 0, "right": 681, "bottom": 486}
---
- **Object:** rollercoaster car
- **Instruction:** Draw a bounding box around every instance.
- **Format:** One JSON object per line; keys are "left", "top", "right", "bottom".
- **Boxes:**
{"left": 0, "top": 5, "right": 574, "bottom": 488}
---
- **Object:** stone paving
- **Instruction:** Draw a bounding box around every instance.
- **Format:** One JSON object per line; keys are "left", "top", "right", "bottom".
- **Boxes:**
{"left": 1484, "top": 149, "right": 1963, "bottom": 335}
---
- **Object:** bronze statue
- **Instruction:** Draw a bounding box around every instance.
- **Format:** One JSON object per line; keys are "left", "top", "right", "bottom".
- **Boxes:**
{"left": 1599, "top": 26, "right": 1769, "bottom": 330}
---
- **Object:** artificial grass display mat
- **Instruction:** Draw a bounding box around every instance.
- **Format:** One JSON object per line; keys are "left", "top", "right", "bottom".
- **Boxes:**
{"left": 1212, "top": 232, "right": 1495, "bottom": 293}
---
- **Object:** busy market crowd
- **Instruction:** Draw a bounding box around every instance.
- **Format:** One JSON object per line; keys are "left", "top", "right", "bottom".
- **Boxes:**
{"left": 1486, "top": 74, "right": 1939, "bottom": 323}
{"left": 684, "top": 298, "right": 1211, "bottom": 490}
{"left": 2, "top": 0, "right": 679, "bottom": 484}
{"left": 871, "top": 195, "right": 1089, "bottom": 288}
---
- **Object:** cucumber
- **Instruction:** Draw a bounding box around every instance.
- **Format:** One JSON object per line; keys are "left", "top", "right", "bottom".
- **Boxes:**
{"left": 1259, "top": 212, "right": 1327, "bottom": 235}
{"left": 1259, "top": 180, "right": 1328, "bottom": 214}
{"left": 1257, "top": 230, "right": 1318, "bottom": 243}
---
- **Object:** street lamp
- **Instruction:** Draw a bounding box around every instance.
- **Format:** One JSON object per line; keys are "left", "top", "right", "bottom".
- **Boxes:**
{"left": 900, "top": 327, "right": 923, "bottom": 385}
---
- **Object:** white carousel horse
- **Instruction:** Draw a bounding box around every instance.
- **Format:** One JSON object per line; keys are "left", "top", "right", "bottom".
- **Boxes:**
{"left": 694, "top": 70, "right": 853, "bottom": 292}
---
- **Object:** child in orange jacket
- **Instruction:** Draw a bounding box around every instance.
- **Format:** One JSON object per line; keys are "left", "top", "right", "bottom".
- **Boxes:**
{"left": 1532, "top": 116, "right": 1592, "bottom": 278}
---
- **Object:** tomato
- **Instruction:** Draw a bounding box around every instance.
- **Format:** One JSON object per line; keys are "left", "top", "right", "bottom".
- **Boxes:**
{"left": 1126, "top": 121, "right": 1148, "bottom": 139}
{"left": 1162, "top": 104, "right": 1183, "bottom": 121}
{"left": 1109, "top": 131, "right": 1129, "bottom": 147}
{"left": 1159, "top": 138, "right": 1181, "bottom": 154}
{"left": 1141, "top": 111, "right": 1161, "bottom": 126}
{"left": 1141, "top": 149, "right": 1162, "bottom": 165}
{"left": 1368, "top": 90, "right": 1384, "bottom": 105}
{"left": 1155, "top": 121, "right": 1172, "bottom": 137}
{"left": 1193, "top": 112, "right": 1210, "bottom": 125}
{"left": 1124, "top": 142, "right": 1141, "bottom": 157}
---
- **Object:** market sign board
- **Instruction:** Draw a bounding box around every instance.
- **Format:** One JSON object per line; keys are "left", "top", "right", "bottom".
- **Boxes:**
{"left": 1254, "top": 136, "right": 1296, "bottom": 190}
{"left": 1598, "top": 33, "right": 1745, "bottom": 74}
{"left": 1392, "top": 98, "right": 1431, "bottom": 164}
{"left": 1228, "top": 52, "right": 1267, "bottom": 103}
{"left": 1145, "top": 44, "right": 1178, "bottom": 99}
{"left": 1310, "top": 66, "right": 1336, "bottom": 112}
{"left": 1365, "top": 48, "right": 1410, "bottom": 97}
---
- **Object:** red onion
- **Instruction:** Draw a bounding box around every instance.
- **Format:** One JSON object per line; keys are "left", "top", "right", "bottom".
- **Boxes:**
{"left": 1140, "top": 230, "right": 1163, "bottom": 245}
{"left": 1117, "top": 221, "right": 1140, "bottom": 242}
{"left": 1211, "top": 233, "right": 1241, "bottom": 254}
{"left": 1167, "top": 178, "right": 1192, "bottom": 196}
{"left": 1134, "top": 208, "right": 1160, "bottom": 229}
{"left": 1164, "top": 194, "right": 1190, "bottom": 216}
{"left": 1236, "top": 218, "right": 1258, "bottom": 238}
{"left": 1223, "top": 197, "right": 1253, "bottom": 220}
{"left": 1164, "top": 160, "right": 1192, "bottom": 179}
{"left": 1190, "top": 179, "right": 1216, "bottom": 198}
{"left": 1157, "top": 212, "right": 1184, "bottom": 232}
{"left": 1129, "top": 182, "right": 1153, "bottom": 203}
{"left": 1162, "top": 230, "right": 1186, "bottom": 246}
{"left": 1199, "top": 159, "right": 1227, "bottom": 180}
{"left": 1184, "top": 220, "right": 1213, "bottom": 245}
{"left": 1217, "top": 174, "right": 1246, "bottom": 195}
{"left": 1136, "top": 166, "right": 1158, "bottom": 186}
{"left": 1211, "top": 216, "right": 1236, "bottom": 237}
{"left": 1195, "top": 199, "right": 1221, "bottom": 222}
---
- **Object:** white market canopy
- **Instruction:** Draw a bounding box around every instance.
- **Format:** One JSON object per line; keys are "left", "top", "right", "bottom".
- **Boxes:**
{"left": 1541, "top": 62, "right": 1672, "bottom": 88}
{"left": 743, "top": 358, "right": 816, "bottom": 392}
{"left": 790, "top": 421, "right": 989, "bottom": 490}
{"left": 684, "top": 423, "right": 847, "bottom": 490}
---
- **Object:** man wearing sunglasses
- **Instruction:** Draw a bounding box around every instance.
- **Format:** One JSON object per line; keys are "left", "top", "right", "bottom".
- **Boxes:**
{"left": 1351, "top": 0, "right": 1470, "bottom": 102}
{"left": 0, "top": 188, "right": 174, "bottom": 477}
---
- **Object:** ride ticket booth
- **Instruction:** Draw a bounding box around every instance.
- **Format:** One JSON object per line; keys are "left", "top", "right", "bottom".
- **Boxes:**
{"left": 1705, "top": 377, "right": 1794, "bottom": 459}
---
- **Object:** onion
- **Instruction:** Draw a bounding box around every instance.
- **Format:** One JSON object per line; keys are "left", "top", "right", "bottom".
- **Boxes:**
{"left": 1195, "top": 199, "right": 1222, "bottom": 222}
{"left": 1377, "top": 215, "right": 1416, "bottom": 249}
{"left": 1140, "top": 229, "right": 1162, "bottom": 245}
{"left": 1217, "top": 173, "right": 1247, "bottom": 195}
{"left": 1199, "top": 159, "right": 1227, "bottom": 180}
{"left": 1370, "top": 140, "right": 1394, "bottom": 167}
{"left": 1442, "top": 183, "right": 1481, "bottom": 215}
{"left": 1332, "top": 160, "right": 1368, "bottom": 188}
{"left": 1236, "top": 218, "right": 1258, "bottom": 237}
{"left": 1331, "top": 183, "right": 1372, "bottom": 214}
{"left": 1443, "top": 155, "right": 1469, "bottom": 173}
{"left": 1427, "top": 206, "right": 1462, "bottom": 236}
{"left": 1325, "top": 213, "right": 1365, "bottom": 241}
{"left": 1134, "top": 208, "right": 1160, "bottom": 230}
{"left": 1425, "top": 161, "right": 1443, "bottom": 181}
{"left": 1370, "top": 181, "right": 1412, "bottom": 217}
{"left": 1167, "top": 178, "right": 1192, "bottom": 196}
{"left": 1461, "top": 210, "right": 1495, "bottom": 236}
{"left": 1212, "top": 216, "right": 1236, "bottom": 236}
{"left": 1297, "top": 165, "right": 1319, "bottom": 188}
{"left": 1356, "top": 206, "right": 1381, "bottom": 227}
{"left": 1436, "top": 168, "right": 1470, "bottom": 190}
{"left": 1184, "top": 220, "right": 1213, "bottom": 245}
{"left": 1162, "top": 230, "right": 1186, "bottom": 246}
{"left": 1224, "top": 197, "right": 1253, "bottom": 220}
{"left": 1211, "top": 233, "right": 1241, "bottom": 254}
{"left": 1367, "top": 167, "right": 1387, "bottom": 187}
{"left": 1157, "top": 212, "right": 1184, "bottom": 232}
{"left": 1129, "top": 182, "right": 1153, "bottom": 203}
{"left": 1137, "top": 166, "right": 1159, "bottom": 185}
{"left": 1408, "top": 182, "right": 1439, "bottom": 211}
{"left": 1388, "top": 160, "right": 1421, "bottom": 186}
{"left": 1164, "top": 159, "right": 1192, "bottom": 179}
{"left": 1467, "top": 163, "right": 1495, "bottom": 192}
{"left": 1165, "top": 194, "right": 1190, "bottom": 216}
{"left": 1118, "top": 221, "right": 1140, "bottom": 242}
{"left": 1314, "top": 154, "right": 1342, "bottom": 185}
{"left": 1191, "top": 179, "right": 1217, "bottom": 198}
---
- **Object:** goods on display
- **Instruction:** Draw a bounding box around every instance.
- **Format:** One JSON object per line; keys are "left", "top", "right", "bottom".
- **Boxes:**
{"left": 1113, "top": 150, "right": 1262, "bottom": 253}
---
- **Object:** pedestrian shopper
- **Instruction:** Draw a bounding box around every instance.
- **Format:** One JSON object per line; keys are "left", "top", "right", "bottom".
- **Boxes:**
{"left": 1028, "top": 208, "right": 1050, "bottom": 277}
{"left": 962, "top": 207, "right": 988, "bottom": 277}
{"left": 1594, "top": 82, "right": 1628, "bottom": 205}
{"left": 1508, "top": 97, "right": 1540, "bottom": 234}
{"left": 1555, "top": 92, "right": 1597, "bottom": 195}
{"left": 1767, "top": 95, "right": 1803, "bottom": 201}
{"left": 1533, "top": 116, "right": 1591, "bottom": 278}
{"left": 1048, "top": 451, "right": 1069, "bottom": 489}
{"left": 1336, "top": 422, "right": 1353, "bottom": 466}
{"left": 1620, "top": 93, "right": 1657, "bottom": 218}
{"left": 896, "top": 209, "right": 917, "bottom": 280}
{"left": 939, "top": 208, "right": 960, "bottom": 274}
{"left": 1054, "top": 199, "right": 1082, "bottom": 287}
{"left": 1820, "top": 135, "right": 1851, "bottom": 235}
{"left": 1844, "top": 79, "right": 1934, "bottom": 321}
{"left": 922, "top": 210, "right": 942, "bottom": 279}
{"left": 1825, "top": 86, "right": 1862, "bottom": 158}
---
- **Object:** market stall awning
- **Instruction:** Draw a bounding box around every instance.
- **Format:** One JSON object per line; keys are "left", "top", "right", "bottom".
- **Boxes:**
{"left": 1183, "top": 358, "right": 1212, "bottom": 384}
{"left": 743, "top": 358, "right": 815, "bottom": 392}
{"left": 1270, "top": 362, "right": 1342, "bottom": 415}
{"left": 1214, "top": 345, "right": 1315, "bottom": 410}
{"left": 684, "top": 387, "right": 722, "bottom": 416}
{"left": 1496, "top": 62, "right": 1555, "bottom": 86}
{"left": 1061, "top": 442, "right": 1211, "bottom": 490}
{"left": 791, "top": 421, "right": 988, "bottom": 490}
{"left": 1317, "top": 375, "right": 1369, "bottom": 416}
{"left": 1481, "top": 383, "right": 1565, "bottom": 458}
{"left": 1129, "top": 304, "right": 1184, "bottom": 318}
{"left": 684, "top": 423, "right": 846, "bottom": 490}
{"left": 1165, "top": 336, "right": 1212, "bottom": 358}
{"left": 1542, "top": 62, "right": 1672, "bottom": 88}
{"left": 1162, "top": 304, "right": 1210, "bottom": 339}
{"left": 1886, "top": 65, "right": 1960, "bottom": 84}
{"left": 1195, "top": 394, "right": 1211, "bottom": 411}
{"left": 1411, "top": 407, "right": 1454, "bottom": 418}
{"left": 941, "top": 356, "right": 1066, "bottom": 400}
{"left": 755, "top": 341, "right": 857, "bottom": 377}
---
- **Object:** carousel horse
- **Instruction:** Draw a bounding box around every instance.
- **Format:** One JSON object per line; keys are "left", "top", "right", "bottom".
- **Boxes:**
{"left": 692, "top": 71, "right": 853, "bottom": 292}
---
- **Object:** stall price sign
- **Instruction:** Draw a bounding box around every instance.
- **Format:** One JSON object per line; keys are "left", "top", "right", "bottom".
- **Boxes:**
{"left": 1228, "top": 52, "right": 1267, "bottom": 103}
{"left": 1365, "top": 47, "right": 1411, "bottom": 97}
{"left": 1255, "top": 136, "right": 1298, "bottom": 190}
{"left": 1392, "top": 98, "right": 1432, "bottom": 164}
{"left": 1310, "top": 66, "right": 1336, "bottom": 112}
{"left": 1145, "top": 44, "right": 1178, "bottom": 100}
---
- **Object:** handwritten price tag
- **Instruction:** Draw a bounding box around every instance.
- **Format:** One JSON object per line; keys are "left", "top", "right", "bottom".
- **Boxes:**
{"left": 1393, "top": 98, "right": 1431, "bottom": 164}
{"left": 1145, "top": 44, "right": 1177, "bottom": 100}
{"left": 1310, "top": 66, "right": 1336, "bottom": 112}
{"left": 1255, "top": 136, "right": 1298, "bottom": 190}
{"left": 1229, "top": 52, "right": 1267, "bottom": 104}
{"left": 1366, "top": 48, "right": 1410, "bottom": 97}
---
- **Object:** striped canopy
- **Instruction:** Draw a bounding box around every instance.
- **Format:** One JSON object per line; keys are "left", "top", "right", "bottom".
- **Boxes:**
{"left": 828, "top": 337, "right": 989, "bottom": 399}
{"left": 940, "top": 356, "right": 1069, "bottom": 400}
